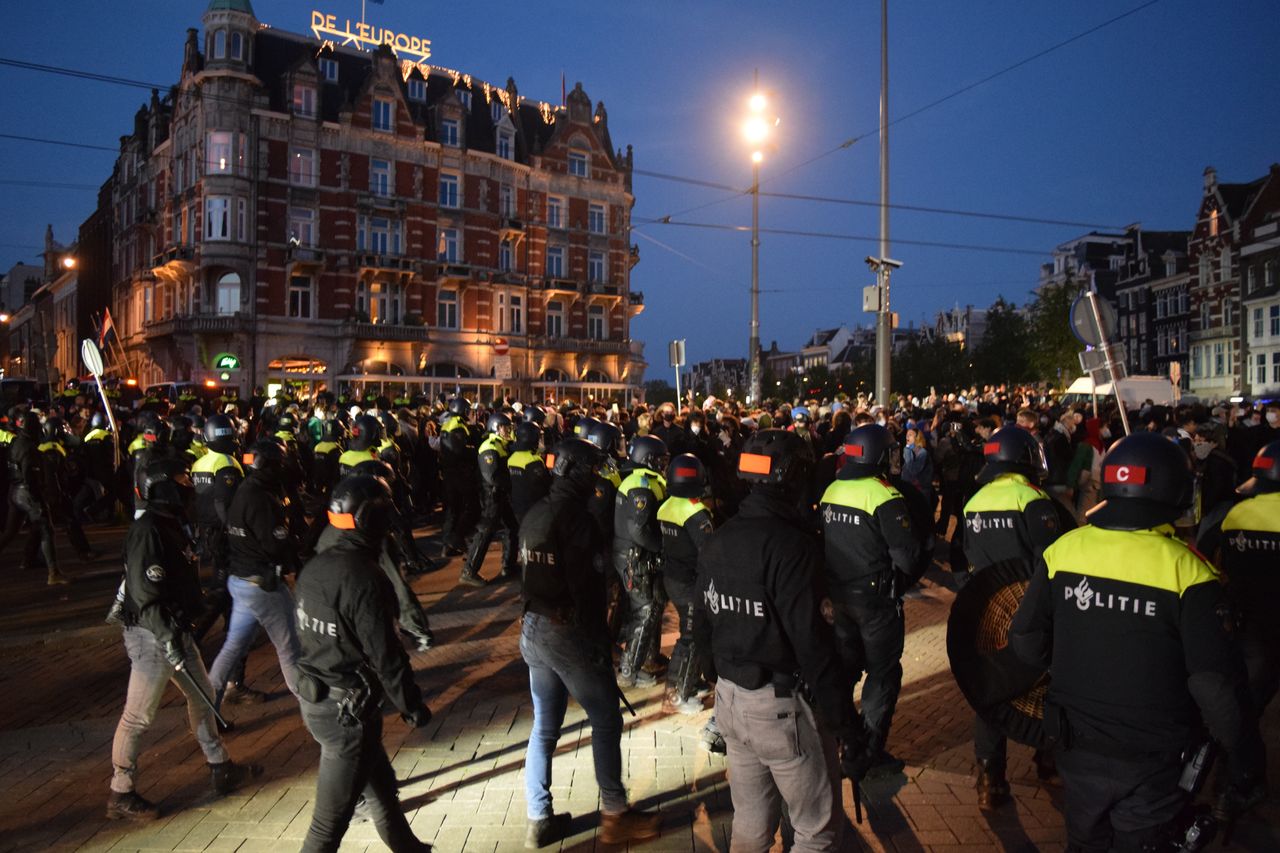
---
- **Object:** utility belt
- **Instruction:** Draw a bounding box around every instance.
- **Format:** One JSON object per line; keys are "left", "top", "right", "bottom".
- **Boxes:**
{"left": 524, "top": 600, "right": 574, "bottom": 625}
{"left": 719, "top": 662, "right": 801, "bottom": 698}
{"left": 623, "top": 546, "right": 662, "bottom": 597}
{"left": 297, "top": 669, "right": 379, "bottom": 727}
{"left": 837, "top": 569, "right": 902, "bottom": 600}
{"left": 1044, "top": 699, "right": 1183, "bottom": 762}
{"left": 229, "top": 566, "right": 283, "bottom": 592}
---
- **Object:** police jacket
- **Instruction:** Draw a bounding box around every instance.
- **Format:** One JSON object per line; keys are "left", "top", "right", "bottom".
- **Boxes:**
{"left": 697, "top": 486, "right": 855, "bottom": 735}
{"left": 819, "top": 470, "right": 921, "bottom": 591}
{"left": 123, "top": 508, "right": 203, "bottom": 648}
{"left": 519, "top": 478, "right": 607, "bottom": 644}
{"left": 508, "top": 448, "right": 550, "bottom": 522}
{"left": 439, "top": 415, "right": 477, "bottom": 474}
{"left": 1010, "top": 524, "right": 1255, "bottom": 763}
{"left": 7, "top": 432, "right": 44, "bottom": 493}
{"left": 191, "top": 451, "right": 243, "bottom": 527}
{"left": 587, "top": 462, "right": 622, "bottom": 544}
{"left": 657, "top": 495, "right": 714, "bottom": 584}
{"left": 477, "top": 434, "right": 512, "bottom": 500}
{"left": 311, "top": 440, "right": 341, "bottom": 495}
{"left": 81, "top": 428, "right": 115, "bottom": 486}
{"left": 1199, "top": 491, "right": 1280, "bottom": 642}
{"left": 295, "top": 535, "right": 423, "bottom": 716}
{"left": 226, "top": 471, "right": 298, "bottom": 582}
{"left": 962, "top": 473, "right": 1065, "bottom": 571}
{"left": 132, "top": 445, "right": 183, "bottom": 512}
{"left": 337, "top": 447, "right": 377, "bottom": 476}
{"left": 612, "top": 466, "right": 666, "bottom": 562}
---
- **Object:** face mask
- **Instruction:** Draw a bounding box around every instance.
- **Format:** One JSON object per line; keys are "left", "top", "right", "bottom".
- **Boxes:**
{"left": 1268, "top": 412, "right": 1279, "bottom": 426}
{"left": 1193, "top": 442, "right": 1213, "bottom": 460}
{"left": 690, "top": 423, "right": 702, "bottom": 435}
{"left": 1101, "top": 429, "right": 1112, "bottom": 440}
{"left": 876, "top": 417, "right": 887, "bottom": 427}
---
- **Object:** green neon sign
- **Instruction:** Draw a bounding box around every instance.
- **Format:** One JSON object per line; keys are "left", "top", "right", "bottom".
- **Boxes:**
{"left": 213, "top": 352, "right": 241, "bottom": 370}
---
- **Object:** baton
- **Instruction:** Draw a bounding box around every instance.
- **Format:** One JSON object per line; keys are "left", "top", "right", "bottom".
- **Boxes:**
{"left": 615, "top": 684, "right": 637, "bottom": 717}
{"left": 172, "top": 663, "right": 231, "bottom": 731}
{"left": 851, "top": 777, "right": 863, "bottom": 825}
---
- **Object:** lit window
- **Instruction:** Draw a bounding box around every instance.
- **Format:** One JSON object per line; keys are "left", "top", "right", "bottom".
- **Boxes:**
{"left": 438, "top": 228, "right": 459, "bottom": 263}
{"left": 370, "top": 158, "right": 391, "bottom": 197}
{"left": 290, "top": 148, "right": 316, "bottom": 187}
{"left": 498, "top": 239, "right": 513, "bottom": 271}
{"left": 215, "top": 272, "right": 240, "bottom": 315}
{"left": 205, "top": 196, "right": 231, "bottom": 240}
{"left": 437, "top": 290, "right": 458, "bottom": 329}
{"left": 288, "top": 275, "right": 313, "bottom": 319}
{"left": 441, "top": 119, "right": 460, "bottom": 147}
{"left": 318, "top": 57, "right": 338, "bottom": 82}
{"left": 568, "top": 150, "right": 588, "bottom": 177}
{"left": 588, "top": 304, "right": 606, "bottom": 339}
{"left": 438, "top": 172, "right": 459, "bottom": 208}
{"left": 373, "top": 99, "right": 394, "bottom": 132}
{"left": 547, "top": 196, "right": 563, "bottom": 228}
{"left": 588, "top": 203, "right": 606, "bottom": 234}
{"left": 456, "top": 88, "right": 471, "bottom": 109}
{"left": 588, "top": 250, "right": 605, "bottom": 283}
{"left": 496, "top": 129, "right": 513, "bottom": 160}
{"left": 545, "top": 300, "right": 563, "bottom": 338}
{"left": 358, "top": 280, "right": 402, "bottom": 325}
{"left": 292, "top": 84, "right": 316, "bottom": 117}
{"left": 546, "top": 246, "right": 564, "bottom": 278}
{"left": 289, "top": 208, "right": 315, "bottom": 247}
{"left": 206, "top": 131, "right": 233, "bottom": 174}
{"left": 407, "top": 78, "right": 425, "bottom": 101}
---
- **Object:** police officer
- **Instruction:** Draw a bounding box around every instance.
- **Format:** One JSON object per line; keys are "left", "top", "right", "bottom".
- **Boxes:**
{"left": 130, "top": 413, "right": 174, "bottom": 518}
{"left": 206, "top": 440, "right": 303, "bottom": 706}
{"left": 657, "top": 453, "right": 716, "bottom": 714}
{"left": 294, "top": 474, "right": 433, "bottom": 852}
{"left": 819, "top": 424, "right": 922, "bottom": 778}
{"left": 460, "top": 412, "right": 519, "bottom": 587}
{"left": 39, "top": 416, "right": 96, "bottom": 561}
{"left": 699, "top": 429, "right": 855, "bottom": 851}
{"left": 613, "top": 435, "right": 669, "bottom": 687}
{"left": 1197, "top": 438, "right": 1279, "bottom": 821}
{"left": 77, "top": 410, "right": 117, "bottom": 523}
{"left": 0, "top": 411, "right": 67, "bottom": 583}
{"left": 1010, "top": 432, "right": 1264, "bottom": 852}
{"left": 438, "top": 397, "right": 480, "bottom": 557}
{"left": 108, "top": 458, "right": 260, "bottom": 821}
{"left": 518, "top": 438, "right": 660, "bottom": 848}
{"left": 376, "top": 411, "right": 433, "bottom": 575}
{"left": 310, "top": 418, "right": 345, "bottom": 499}
{"left": 962, "top": 426, "right": 1068, "bottom": 805}
{"left": 576, "top": 417, "right": 628, "bottom": 644}
{"left": 338, "top": 414, "right": 382, "bottom": 474}
{"left": 507, "top": 420, "right": 550, "bottom": 525}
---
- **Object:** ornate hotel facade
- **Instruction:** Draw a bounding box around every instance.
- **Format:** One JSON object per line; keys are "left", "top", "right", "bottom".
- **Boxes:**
{"left": 108, "top": 0, "right": 645, "bottom": 402}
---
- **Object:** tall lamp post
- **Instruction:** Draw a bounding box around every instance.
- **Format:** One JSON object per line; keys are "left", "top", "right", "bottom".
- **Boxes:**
{"left": 743, "top": 73, "right": 777, "bottom": 405}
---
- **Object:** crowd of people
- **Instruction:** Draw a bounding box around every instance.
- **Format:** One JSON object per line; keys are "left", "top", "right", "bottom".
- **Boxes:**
{"left": 1, "top": 380, "right": 1277, "bottom": 852}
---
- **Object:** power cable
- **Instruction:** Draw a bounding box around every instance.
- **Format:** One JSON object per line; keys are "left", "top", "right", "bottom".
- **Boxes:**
{"left": 0, "top": 133, "right": 117, "bottom": 153}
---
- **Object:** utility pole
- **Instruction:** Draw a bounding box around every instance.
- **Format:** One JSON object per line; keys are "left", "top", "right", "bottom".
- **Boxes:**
{"left": 874, "top": 0, "right": 892, "bottom": 405}
{"left": 748, "top": 68, "right": 762, "bottom": 405}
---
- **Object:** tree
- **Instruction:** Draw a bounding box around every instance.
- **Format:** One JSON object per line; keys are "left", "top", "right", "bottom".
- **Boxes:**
{"left": 1028, "top": 275, "right": 1083, "bottom": 385}
{"left": 642, "top": 379, "right": 676, "bottom": 405}
{"left": 971, "top": 296, "right": 1031, "bottom": 386}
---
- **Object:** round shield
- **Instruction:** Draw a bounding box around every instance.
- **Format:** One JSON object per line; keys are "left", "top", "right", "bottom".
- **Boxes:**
{"left": 947, "top": 558, "right": 1050, "bottom": 750}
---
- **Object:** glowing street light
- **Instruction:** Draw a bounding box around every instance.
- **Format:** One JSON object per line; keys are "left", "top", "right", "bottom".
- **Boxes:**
{"left": 743, "top": 73, "right": 777, "bottom": 404}
{"left": 61, "top": 256, "right": 77, "bottom": 270}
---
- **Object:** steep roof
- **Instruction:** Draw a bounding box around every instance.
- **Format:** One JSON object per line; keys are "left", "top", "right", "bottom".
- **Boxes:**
{"left": 207, "top": 0, "right": 255, "bottom": 13}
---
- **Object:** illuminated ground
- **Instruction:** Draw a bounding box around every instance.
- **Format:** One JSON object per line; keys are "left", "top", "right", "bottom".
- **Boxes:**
{"left": 0, "top": 519, "right": 1275, "bottom": 852}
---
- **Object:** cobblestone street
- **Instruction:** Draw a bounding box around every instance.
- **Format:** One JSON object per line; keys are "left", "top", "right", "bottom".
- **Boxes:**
{"left": 1, "top": 522, "right": 1276, "bottom": 852}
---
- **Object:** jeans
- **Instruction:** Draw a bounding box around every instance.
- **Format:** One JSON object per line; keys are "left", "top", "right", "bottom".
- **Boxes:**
{"left": 111, "top": 627, "right": 228, "bottom": 793}
{"left": 299, "top": 697, "right": 424, "bottom": 853}
{"left": 206, "top": 575, "right": 302, "bottom": 698}
{"left": 831, "top": 590, "right": 905, "bottom": 752}
{"left": 716, "top": 678, "right": 842, "bottom": 852}
{"left": 520, "top": 612, "right": 627, "bottom": 819}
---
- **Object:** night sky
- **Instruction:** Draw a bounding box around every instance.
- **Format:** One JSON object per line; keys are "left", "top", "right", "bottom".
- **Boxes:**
{"left": 1, "top": 0, "right": 1277, "bottom": 372}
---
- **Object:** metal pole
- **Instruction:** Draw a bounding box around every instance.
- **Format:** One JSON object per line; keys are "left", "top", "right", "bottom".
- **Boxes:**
{"left": 674, "top": 354, "right": 682, "bottom": 406}
{"left": 874, "top": 0, "right": 892, "bottom": 405}
{"left": 748, "top": 69, "right": 762, "bottom": 405}
{"left": 1086, "top": 287, "right": 1131, "bottom": 436}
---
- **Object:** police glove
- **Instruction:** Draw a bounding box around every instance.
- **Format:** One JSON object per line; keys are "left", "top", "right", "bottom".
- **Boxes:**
{"left": 163, "top": 636, "right": 188, "bottom": 670}
{"left": 403, "top": 704, "right": 433, "bottom": 728}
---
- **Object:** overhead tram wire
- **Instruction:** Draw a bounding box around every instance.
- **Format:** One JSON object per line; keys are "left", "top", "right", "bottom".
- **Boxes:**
{"left": 0, "top": 133, "right": 117, "bottom": 153}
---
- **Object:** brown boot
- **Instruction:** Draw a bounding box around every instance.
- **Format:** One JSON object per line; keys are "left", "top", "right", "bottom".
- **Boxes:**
{"left": 47, "top": 568, "right": 70, "bottom": 586}
{"left": 599, "top": 808, "right": 659, "bottom": 844}
{"left": 975, "top": 760, "right": 1010, "bottom": 808}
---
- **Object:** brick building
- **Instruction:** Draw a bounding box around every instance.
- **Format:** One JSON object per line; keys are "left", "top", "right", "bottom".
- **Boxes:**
{"left": 1112, "top": 226, "right": 1189, "bottom": 380}
{"left": 107, "top": 0, "right": 644, "bottom": 402}
{"left": 1239, "top": 165, "right": 1280, "bottom": 397}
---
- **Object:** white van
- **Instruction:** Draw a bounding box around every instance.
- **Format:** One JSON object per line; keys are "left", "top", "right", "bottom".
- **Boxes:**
{"left": 1061, "top": 375, "right": 1179, "bottom": 409}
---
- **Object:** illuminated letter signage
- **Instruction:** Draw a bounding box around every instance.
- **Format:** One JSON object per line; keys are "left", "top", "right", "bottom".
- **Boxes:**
{"left": 310, "top": 10, "right": 432, "bottom": 65}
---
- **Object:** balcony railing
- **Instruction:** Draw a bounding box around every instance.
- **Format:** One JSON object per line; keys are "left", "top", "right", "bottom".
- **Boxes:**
{"left": 628, "top": 290, "right": 644, "bottom": 306}
{"left": 350, "top": 321, "right": 430, "bottom": 342}
{"left": 1189, "top": 322, "right": 1240, "bottom": 342}
{"left": 357, "top": 253, "right": 416, "bottom": 273}
{"left": 151, "top": 245, "right": 195, "bottom": 268}
{"left": 144, "top": 312, "right": 252, "bottom": 339}
{"left": 529, "top": 335, "right": 628, "bottom": 354}
{"left": 288, "top": 246, "right": 325, "bottom": 266}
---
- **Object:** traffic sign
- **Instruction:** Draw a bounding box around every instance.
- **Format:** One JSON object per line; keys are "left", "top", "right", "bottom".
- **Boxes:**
{"left": 668, "top": 339, "right": 686, "bottom": 368}
{"left": 493, "top": 354, "right": 513, "bottom": 379}
{"left": 81, "top": 338, "right": 104, "bottom": 376}
{"left": 493, "top": 338, "right": 509, "bottom": 356}
{"left": 1069, "top": 294, "right": 1117, "bottom": 347}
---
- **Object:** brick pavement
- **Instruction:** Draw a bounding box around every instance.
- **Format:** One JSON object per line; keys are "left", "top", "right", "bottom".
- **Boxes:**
{"left": 0, "top": 521, "right": 1276, "bottom": 852}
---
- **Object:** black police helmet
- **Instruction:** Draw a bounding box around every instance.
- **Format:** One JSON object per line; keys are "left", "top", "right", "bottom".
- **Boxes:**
{"left": 1238, "top": 439, "right": 1280, "bottom": 496}
{"left": 977, "top": 426, "right": 1048, "bottom": 485}
{"left": 585, "top": 420, "right": 624, "bottom": 458}
{"left": 379, "top": 410, "right": 399, "bottom": 439}
{"left": 737, "top": 428, "right": 814, "bottom": 493}
{"left": 243, "top": 438, "right": 286, "bottom": 474}
{"left": 523, "top": 405, "right": 546, "bottom": 426}
{"left": 513, "top": 421, "right": 542, "bottom": 452}
{"left": 841, "top": 424, "right": 893, "bottom": 476}
{"left": 572, "top": 416, "right": 600, "bottom": 442}
{"left": 486, "top": 412, "right": 513, "bottom": 434}
{"left": 322, "top": 419, "right": 347, "bottom": 443}
{"left": 327, "top": 473, "right": 395, "bottom": 542}
{"left": 43, "top": 416, "right": 67, "bottom": 442}
{"left": 1086, "top": 432, "right": 1193, "bottom": 530}
{"left": 667, "top": 453, "right": 707, "bottom": 499}
{"left": 277, "top": 411, "right": 298, "bottom": 432}
{"left": 629, "top": 435, "right": 669, "bottom": 472}
{"left": 90, "top": 411, "right": 108, "bottom": 431}
{"left": 203, "top": 414, "right": 238, "bottom": 453}
{"left": 549, "top": 437, "right": 604, "bottom": 493}
{"left": 353, "top": 458, "right": 395, "bottom": 481}
{"left": 20, "top": 410, "right": 41, "bottom": 439}
{"left": 348, "top": 413, "right": 385, "bottom": 452}
{"left": 138, "top": 412, "right": 169, "bottom": 446}
{"left": 447, "top": 397, "right": 471, "bottom": 417}
{"left": 140, "top": 457, "right": 194, "bottom": 513}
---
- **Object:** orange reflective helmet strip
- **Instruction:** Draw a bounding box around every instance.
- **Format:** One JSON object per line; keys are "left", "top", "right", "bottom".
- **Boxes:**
{"left": 739, "top": 452, "right": 772, "bottom": 475}
{"left": 327, "top": 510, "right": 357, "bottom": 529}
{"left": 242, "top": 452, "right": 256, "bottom": 465}
{"left": 545, "top": 453, "right": 556, "bottom": 469}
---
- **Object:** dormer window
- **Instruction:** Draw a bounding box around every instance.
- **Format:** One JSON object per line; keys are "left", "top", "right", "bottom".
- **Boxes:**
{"left": 496, "top": 129, "right": 513, "bottom": 160}
{"left": 456, "top": 88, "right": 472, "bottom": 109}
{"left": 373, "top": 99, "right": 394, "bottom": 133}
{"left": 212, "top": 30, "right": 226, "bottom": 59}
{"left": 568, "top": 149, "right": 588, "bottom": 177}
{"left": 441, "top": 119, "right": 460, "bottom": 147}
{"left": 319, "top": 57, "right": 338, "bottom": 82}
{"left": 407, "top": 78, "right": 425, "bottom": 101}
{"left": 292, "top": 84, "right": 316, "bottom": 118}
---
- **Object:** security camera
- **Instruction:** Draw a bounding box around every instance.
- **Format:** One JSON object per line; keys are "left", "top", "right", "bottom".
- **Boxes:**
{"left": 881, "top": 257, "right": 903, "bottom": 270}
{"left": 865, "top": 255, "right": 878, "bottom": 269}
{"left": 865, "top": 256, "right": 904, "bottom": 271}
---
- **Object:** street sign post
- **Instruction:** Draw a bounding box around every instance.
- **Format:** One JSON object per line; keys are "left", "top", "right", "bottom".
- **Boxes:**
{"left": 1072, "top": 284, "right": 1130, "bottom": 436}
{"left": 80, "top": 338, "right": 121, "bottom": 468}
{"left": 491, "top": 337, "right": 512, "bottom": 380}
{"left": 668, "top": 339, "right": 686, "bottom": 405}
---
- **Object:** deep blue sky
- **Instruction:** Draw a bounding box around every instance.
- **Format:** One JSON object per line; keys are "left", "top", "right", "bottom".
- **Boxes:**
{"left": 2, "top": 0, "right": 1277, "bottom": 369}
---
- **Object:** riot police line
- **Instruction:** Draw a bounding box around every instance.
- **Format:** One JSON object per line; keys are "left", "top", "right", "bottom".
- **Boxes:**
{"left": 0, "top": 383, "right": 1276, "bottom": 852}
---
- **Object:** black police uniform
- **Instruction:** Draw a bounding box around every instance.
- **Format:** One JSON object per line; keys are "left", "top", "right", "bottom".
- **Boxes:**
{"left": 0, "top": 427, "right": 63, "bottom": 579}
{"left": 226, "top": 472, "right": 299, "bottom": 586}
{"left": 612, "top": 465, "right": 667, "bottom": 682}
{"left": 508, "top": 446, "right": 551, "bottom": 524}
{"left": 121, "top": 505, "right": 204, "bottom": 662}
{"left": 439, "top": 412, "right": 480, "bottom": 553}
{"left": 294, "top": 538, "right": 430, "bottom": 853}
{"left": 463, "top": 430, "right": 520, "bottom": 582}
{"left": 819, "top": 464, "right": 921, "bottom": 763}
{"left": 656, "top": 493, "right": 715, "bottom": 704}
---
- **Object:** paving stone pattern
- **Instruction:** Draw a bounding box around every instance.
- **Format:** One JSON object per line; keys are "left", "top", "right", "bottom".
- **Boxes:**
{"left": 0, "top": 523, "right": 1276, "bottom": 852}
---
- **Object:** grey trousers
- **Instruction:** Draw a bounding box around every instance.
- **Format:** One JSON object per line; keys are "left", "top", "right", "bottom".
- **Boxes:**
{"left": 111, "top": 626, "right": 229, "bottom": 793}
{"left": 716, "top": 678, "right": 843, "bottom": 852}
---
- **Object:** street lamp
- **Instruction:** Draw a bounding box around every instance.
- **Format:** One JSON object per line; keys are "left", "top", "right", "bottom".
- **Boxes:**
{"left": 61, "top": 256, "right": 77, "bottom": 270}
{"left": 743, "top": 72, "right": 778, "bottom": 405}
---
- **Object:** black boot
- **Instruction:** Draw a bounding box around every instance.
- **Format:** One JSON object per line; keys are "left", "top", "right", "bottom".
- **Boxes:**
{"left": 976, "top": 759, "right": 1010, "bottom": 808}
{"left": 457, "top": 568, "right": 487, "bottom": 588}
{"left": 105, "top": 790, "right": 160, "bottom": 821}
{"left": 209, "top": 760, "right": 263, "bottom": 795}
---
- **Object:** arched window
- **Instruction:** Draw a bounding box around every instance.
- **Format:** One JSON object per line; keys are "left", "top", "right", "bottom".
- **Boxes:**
{"left": 421, "top": 362, "right": 473, "bottom": 378}
{"left": 215, "top": 272, "right": 240, "bottom": 315}
{"left": 583, "top": 369, "right": 610, "bottom": 383}
{"left": 541, "top": 368, "right": 568, "bottom": 382}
